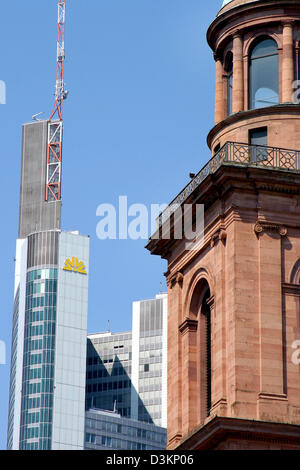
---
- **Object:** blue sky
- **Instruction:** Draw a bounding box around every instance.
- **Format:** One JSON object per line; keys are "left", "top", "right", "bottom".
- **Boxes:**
{"left": 0, "top": 0, "right": 220, "bottom": 449}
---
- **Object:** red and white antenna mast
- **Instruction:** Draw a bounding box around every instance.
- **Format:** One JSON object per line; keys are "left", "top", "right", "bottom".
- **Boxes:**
{"left": 46, "top": 0, "right": 67, "bottom": 202}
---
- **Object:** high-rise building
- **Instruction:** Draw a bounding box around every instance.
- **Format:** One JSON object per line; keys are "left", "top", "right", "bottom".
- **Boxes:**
{"left": 86, "top": 331, "right": 132, "bottom": 418}
{"left": 85, "top": 409, "right": 167, "bottom": 451}
{"left": 7, "top": 123, "right": 89, "bottom": 450}
{"left": 131, "top": 294, "right": 168, "bottom": 428}
{"left": 147, "top": 0, "right": 300, "bottom": 451}
{"left": 85, "top": 293, "right": 167, "bottom": 449}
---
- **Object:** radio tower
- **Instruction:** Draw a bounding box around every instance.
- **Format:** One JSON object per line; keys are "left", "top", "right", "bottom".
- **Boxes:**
{"left": 46, "top": 0, "right": 67, "bottom": 202}
{"left": 7, "top": 0, "right": 90, "bottom": 451}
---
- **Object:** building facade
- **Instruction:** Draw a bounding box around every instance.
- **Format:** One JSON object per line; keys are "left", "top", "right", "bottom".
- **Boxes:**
{"left": 131, "top": 294, "right": 168, "bottom": 428}
{"left": 7, "top": 121, "right": 89, "bottom": 450}
{"left": 85, "top": 408, "right": 167, "bottom": 451}
{"left": 85, "top": 294, "right": 168, "bottom": 449}
{"left": 147, "top": 0, "right": 300, "bottom": 450}
{"left": 86, "top": 331, "right": 132, "bottom": 418}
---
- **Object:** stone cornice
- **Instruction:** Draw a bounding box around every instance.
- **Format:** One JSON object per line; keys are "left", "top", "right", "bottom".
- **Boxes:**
{"left": 145, "top": 163, "right": 300, "bottom": 260}
{"left": 176, "top": 415, "right": 300, "bottom": 450}
{"left": 282, "top": 19, "right": 295, "bottom": 27}
{"left": 207, "top": 104, "right": 300, "bottom": 149}
{"left": 207, "top": 1, "right": 300, "bottom": 51}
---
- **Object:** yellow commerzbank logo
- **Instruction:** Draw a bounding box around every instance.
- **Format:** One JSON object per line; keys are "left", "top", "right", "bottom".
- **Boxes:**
{"left": 63, "top": 257, "right": 87, "bottom": 275}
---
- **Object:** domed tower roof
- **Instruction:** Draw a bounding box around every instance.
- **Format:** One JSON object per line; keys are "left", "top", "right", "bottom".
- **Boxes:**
{"left": 219, "top": 0, "right": 260, "bottom": 15}
{"left": 208, "top": 0, "right": 300, "bottom": 153}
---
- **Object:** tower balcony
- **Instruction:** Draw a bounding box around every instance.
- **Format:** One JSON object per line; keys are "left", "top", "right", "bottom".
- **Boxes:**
{"left": 157, "top": 141, "right": 300, "bottom": 229}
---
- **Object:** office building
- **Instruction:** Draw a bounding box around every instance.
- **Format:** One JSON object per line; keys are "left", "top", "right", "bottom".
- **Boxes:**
{"left": 85, "top": 293, "right": 167, "bottom": 449}
{"left": 131, "top": 293, "right": 168, "bottom": 428}
{"left": 86, "top": 331, "right": 132, "bottom": 418}
{"left": 85, "top": 408, "right": 167, "bottom": 450}
{"left": 7, "top": 121, "right": 89, "bottom": 450}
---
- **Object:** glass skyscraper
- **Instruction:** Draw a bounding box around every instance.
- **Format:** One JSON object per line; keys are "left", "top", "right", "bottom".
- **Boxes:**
{"left": 7, "top": 121, "right": 89, "bottom": 450}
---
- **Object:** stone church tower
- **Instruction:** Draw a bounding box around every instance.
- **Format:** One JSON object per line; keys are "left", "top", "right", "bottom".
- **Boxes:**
{"left": 147, "top": 0, "right": 300, "bottom": 450}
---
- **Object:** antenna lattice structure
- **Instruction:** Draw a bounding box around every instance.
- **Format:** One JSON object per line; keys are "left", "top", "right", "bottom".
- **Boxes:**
{"left": 46, "top": 0, "right": 66, "bottom": 202}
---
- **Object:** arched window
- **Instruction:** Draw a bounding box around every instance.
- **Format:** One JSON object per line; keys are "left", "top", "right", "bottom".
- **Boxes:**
{"left": 225, "top": 53, "right": 233, "bottom": 116}
{"left": 189, "top": 277, "right": 212, "bottom": 421}
{"left": 201, "top": 288, "right": 212, "bottom": 417}
{"left": 290, "top": 259, "right": 300, "bottom": 285}
{"left": 249, "top": 37, "right": 279, "bottom": 109}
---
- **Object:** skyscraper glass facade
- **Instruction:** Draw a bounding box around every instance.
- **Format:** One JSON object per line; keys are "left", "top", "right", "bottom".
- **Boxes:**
{"left": 7, "top": 287, "right": 20, "bottom": 449}
{"left": 8, "top": 231, "right": 89, "bottom": 450}
{"left": 19, "top": 268, "right": 57, "bottom": 450}
{"left": 85, "top": 332, "right": 132, "bottom": 417}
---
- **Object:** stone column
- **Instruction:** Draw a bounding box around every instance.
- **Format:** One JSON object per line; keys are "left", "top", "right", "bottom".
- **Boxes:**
{"left": 232, "top": 33, "right": 244, "bottom": 113}
{"left": 255, "top": 222, "right": 288, "bottom": 421}
{"left": 166, "top": 272, "right": 183, "bottom": 450}
{"left": 209, "top": 230, "right": 227, "bottom": 418}
{"left": 214, "top": 57, "right": 225, "bottom": 124}
{"left": 179, "top": 318, "right": 199, "bottom": 435}
{"left": 282, "top": 22, "right": 294, "bottom": 103}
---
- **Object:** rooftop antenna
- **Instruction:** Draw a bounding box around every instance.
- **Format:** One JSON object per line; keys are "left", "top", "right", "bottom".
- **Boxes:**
{"left": 32, "top": 112, "right": 45, "bottom": 121}
{"left": 160, "top": 281, "right": 163, "bottom": 294}
{"left": 113, "top": 400, "right": 117, "bottom": 413}
{"left": 107, "top": 320, "right": 111, "bottom": 333}
{"left": 46, "top": 0, "right": 68, "bottom": 202}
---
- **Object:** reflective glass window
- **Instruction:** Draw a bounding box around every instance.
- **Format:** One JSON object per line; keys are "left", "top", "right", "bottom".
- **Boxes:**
{"left": 225, "top": 53, "right": 233, "bottom": 115}
{"left": 249, "top": 38, "right": 278, "bottom": 109}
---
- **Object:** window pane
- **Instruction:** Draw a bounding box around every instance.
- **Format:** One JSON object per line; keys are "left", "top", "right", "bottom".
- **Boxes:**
{"left": 251, "top": 38, "right": 277, "bottom": 58}
{"left": 228, "top": 72, "right": 233, "bottom": 115}
{"left": 249, "top": 128, "right": 268, "bottom": 162}
{"left": 226, "top": 54, "right": 233, "bottom": 116}
{"left": 249, "top": 128, "right": 267, "bottom": 146}
{"left": 249, "top": 38, "right": 278, "bottom": 109}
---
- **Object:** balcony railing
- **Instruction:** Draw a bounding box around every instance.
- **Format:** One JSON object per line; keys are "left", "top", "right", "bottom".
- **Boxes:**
{"left": 158, "top": 141, "right": 300, "bottom": 227}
